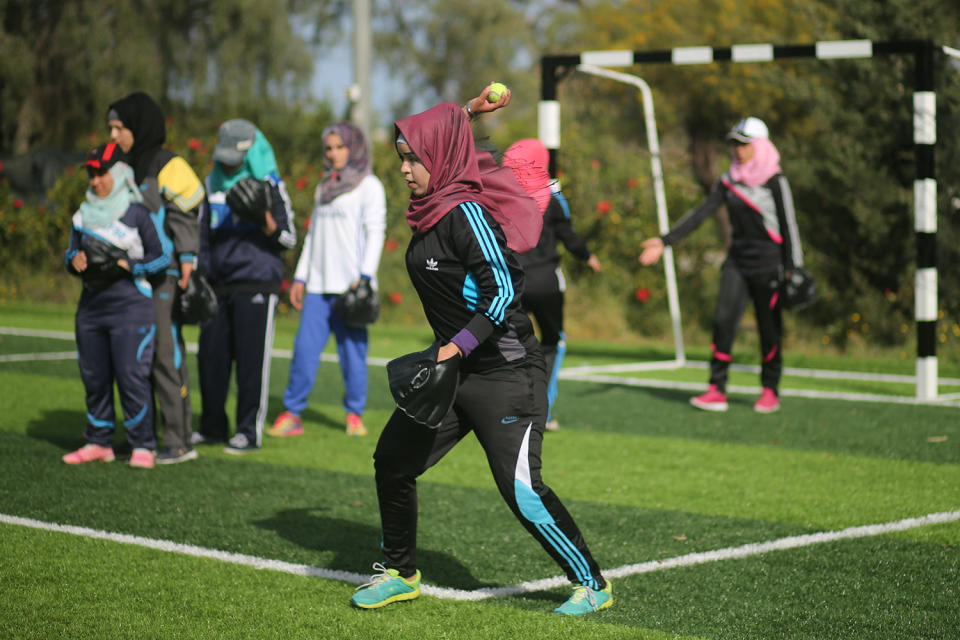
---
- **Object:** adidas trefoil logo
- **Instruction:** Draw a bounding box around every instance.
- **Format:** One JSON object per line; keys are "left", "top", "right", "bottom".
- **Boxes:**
{"left": 425, "top": 258, "right": 439, "bottom": 271}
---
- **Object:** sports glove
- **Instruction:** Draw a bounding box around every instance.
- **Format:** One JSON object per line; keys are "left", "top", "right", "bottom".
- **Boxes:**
{"left": 334, "top": 278, "right": 380, "bottom": 327}
{"left": 226, "top": 177, "right": 270, "bottom": 227}
{"left": 386, "top": 341, "right": 461, "bottom": 428}
{"left": 781, "top": 267, "right": 818, "bottom": 310}
{"left": 176, "top": 271, "right": 219, "bottom": 325}
{"left": 81, "top": 236, "right": 129, "bottom": 292}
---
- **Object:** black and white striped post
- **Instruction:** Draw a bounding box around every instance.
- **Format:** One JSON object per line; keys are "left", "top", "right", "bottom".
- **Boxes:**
{"left": 541, "top": 39, "right": 941, "bottom": 400}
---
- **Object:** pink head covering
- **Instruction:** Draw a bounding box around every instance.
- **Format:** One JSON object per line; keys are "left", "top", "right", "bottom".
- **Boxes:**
{"left": 318, "top": 121, "right": 371, "bottom": 204}
{"left": 729, "top": 138, "right": 782, "bottom": 187}
{"left": 395, "top": 102, "right": 542, "bottom": 252}
{"left": 502, "top": 138, "right": 552, "bottom": 214}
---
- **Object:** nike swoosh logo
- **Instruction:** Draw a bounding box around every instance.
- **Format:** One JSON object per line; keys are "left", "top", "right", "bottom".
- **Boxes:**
{"left": 500, "top": 416, "right": 519, "bottom": 424}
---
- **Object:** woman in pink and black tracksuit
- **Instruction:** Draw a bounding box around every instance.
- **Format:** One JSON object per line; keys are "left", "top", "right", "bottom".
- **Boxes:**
{"left": 640, "top": 117, "right": 804, "bottom": 413}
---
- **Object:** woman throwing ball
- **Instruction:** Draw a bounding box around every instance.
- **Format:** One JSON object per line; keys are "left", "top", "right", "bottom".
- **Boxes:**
{"left": 350, "top": 102, "right": 612, "bottom": 616}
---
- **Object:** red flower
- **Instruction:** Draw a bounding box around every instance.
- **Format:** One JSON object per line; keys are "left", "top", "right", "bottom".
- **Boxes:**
{"left": 388, "top": 292, "right": 403, "bottom": 304}
{"left": 0, "top": 160, "right": 4, "bottom": 173}
{"left": 384, "top": 238, "right": 399, "bottom": 252}
{"left": 188, "top": 138, "right": 202, "bottom": 151}
{"left": 627, "top": 178, "right": 638, "bottom": 189}
{"left": 596, "top": 200, "right": 611, "bottom": 214}
{"left": 295, "top": 177, "right": 308, "bottom": 191}
{"left": 635, "top": 287, "right": 650, "bottom": 302}
{"left": 13, "top": 199, "right": 23, "bottom": 210}
{"left": 591, "top": 159, "right": 601, "bottom": 170}
{"left": 280, "top": 279, "right": 291, "bottom": 293}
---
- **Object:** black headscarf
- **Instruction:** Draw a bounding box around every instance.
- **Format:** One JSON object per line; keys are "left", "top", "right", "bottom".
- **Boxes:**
{"left": 106, "top": 92, "right": 166, "bottom": 184}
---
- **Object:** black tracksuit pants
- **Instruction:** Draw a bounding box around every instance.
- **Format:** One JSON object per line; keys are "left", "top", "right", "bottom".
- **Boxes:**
{"left": 197, "top": 290, "right": 278, "bottom": 447}
{"left": 373, "top": 354, "right": 606, "bottom": 590}
{"left": 709, "top": 259, "right": 783, "bottom": 393}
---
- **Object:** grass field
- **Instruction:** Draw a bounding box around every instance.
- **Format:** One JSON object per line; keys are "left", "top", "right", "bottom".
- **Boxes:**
{"left": 1, "top": 301, "right": 958, "bottom": 639}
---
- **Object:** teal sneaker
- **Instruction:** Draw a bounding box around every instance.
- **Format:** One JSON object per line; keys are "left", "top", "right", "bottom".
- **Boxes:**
{"left": 350, "top": 563, "right": 421, "bottom": 609}
{"left": 554, "top": 581, "right": 613, "bottom": 615}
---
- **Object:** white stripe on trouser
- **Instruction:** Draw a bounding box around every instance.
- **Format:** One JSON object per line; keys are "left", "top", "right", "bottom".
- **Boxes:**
{"left": 254, "top": 293, "right": 278, "bottom": 447}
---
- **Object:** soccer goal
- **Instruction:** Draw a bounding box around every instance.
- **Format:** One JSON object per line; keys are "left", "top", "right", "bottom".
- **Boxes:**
{"left": 540, "top": 39, "right": 945, "bottom": 401}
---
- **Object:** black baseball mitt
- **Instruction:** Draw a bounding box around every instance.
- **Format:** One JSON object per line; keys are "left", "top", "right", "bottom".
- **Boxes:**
{"left": 781, "top": 267, "right": 818, "bottom": 310}
{"left": 334, "top": 278, "right": 380, "bottom": 327}
{"left": 226, "top": 177, "right": 269, "bottom": 226}
{"left": 81, "top": 236, "right": 129, "bottom": 292}
{"left": 176, "top": 271, "right": 219, "bottom": 325}
{"left": 386, "top": 341, "right": 461, "bottom": 428}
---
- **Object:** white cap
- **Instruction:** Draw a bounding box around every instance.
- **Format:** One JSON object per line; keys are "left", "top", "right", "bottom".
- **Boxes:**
{"left": 726, "top": 116, "right": 769, "bottom": 143}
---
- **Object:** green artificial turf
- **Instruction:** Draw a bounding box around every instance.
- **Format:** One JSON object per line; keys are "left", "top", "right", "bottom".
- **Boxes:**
{"left": 1, "top": 304, "right": 958, "bottom": 639}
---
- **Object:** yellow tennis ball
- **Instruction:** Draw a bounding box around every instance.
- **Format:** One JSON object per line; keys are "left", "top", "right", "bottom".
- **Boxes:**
{"left": 486, "top": 82, "right": 508, "bottom": 103}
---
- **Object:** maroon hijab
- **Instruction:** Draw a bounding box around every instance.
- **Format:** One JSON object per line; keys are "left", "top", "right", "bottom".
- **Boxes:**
{"left": 395, "top": 102, "right": 542, "bottom": 252}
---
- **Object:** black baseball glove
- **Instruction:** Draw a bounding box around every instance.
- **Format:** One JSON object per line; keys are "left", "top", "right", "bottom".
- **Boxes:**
{"left": 334, "top": 278, "right": 380, "bottom": 327}
{"left": 781, "top": 267, "right": 818, "bottom": 310}
{"left": 386, "top": 341, "right": 461, "bottom": 428}
{"left": 176, "top": 271, "right": 219, "bottom": 325}
{"left": 226, "top": 177, "right": 270, "bottom": 226}
{"left": 81, "top": 236, "right": 129, "bottom": 292}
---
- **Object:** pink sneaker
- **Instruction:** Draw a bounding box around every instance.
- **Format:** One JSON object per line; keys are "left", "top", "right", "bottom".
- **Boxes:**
{"left": 754, "top": 388, "right": 780, "bottom": 413}
{"left": 129, "top": 448, "right": 155, "bottom": 469}
{"left": 268, "top": 411, "right": 304, "bottom": 437}
{"left": 690, "top": 385, "right": 728, "bottom": 412}
{"left": 346, "top": 413, "right": 367, "bottom": 437}
{"left": 62, "top": 443, "right": 115, "bottom": 465}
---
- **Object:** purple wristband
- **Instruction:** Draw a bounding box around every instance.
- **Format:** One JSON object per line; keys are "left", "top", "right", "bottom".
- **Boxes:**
{"left": 450, "top": 328, "right": 479, "bottom": 357}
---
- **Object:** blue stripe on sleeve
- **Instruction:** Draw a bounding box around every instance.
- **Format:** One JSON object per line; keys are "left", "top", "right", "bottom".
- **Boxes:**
{"left": 460, "top": 202, "right": 513, "bottom": 324}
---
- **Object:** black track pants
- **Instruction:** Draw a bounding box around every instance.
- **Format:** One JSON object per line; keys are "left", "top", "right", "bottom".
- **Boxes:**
{"left": 709, "top": 260, "right": 783, "bottom": 393}
{"left": 373, "top": 358, "right": 605, "bottom": 590}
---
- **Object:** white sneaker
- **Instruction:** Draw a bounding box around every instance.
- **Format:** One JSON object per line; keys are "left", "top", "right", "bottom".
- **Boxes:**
{"left": 224, "top": 433, "right": 257, "bottom": 454}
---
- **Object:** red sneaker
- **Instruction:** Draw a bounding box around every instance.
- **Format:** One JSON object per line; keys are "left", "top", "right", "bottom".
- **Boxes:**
{"left": 268, "top": 411, "right": 304, "bottom": 437}
{"left": 346, "top": 413, "right": 367, "bottom": 437}
{"left": 690, "top": 385, "right": 728, "bottom": 412}
{"left": 753, "top": 388, "right": 780, "bottom": 413}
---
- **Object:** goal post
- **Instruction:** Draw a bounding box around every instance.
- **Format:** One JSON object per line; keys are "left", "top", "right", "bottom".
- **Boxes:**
{"left": 540, "top": 39, "right": 941, "bottom": 400}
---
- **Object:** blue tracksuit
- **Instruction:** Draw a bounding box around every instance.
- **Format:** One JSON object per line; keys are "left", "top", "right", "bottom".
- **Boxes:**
{"left": 65, "top": 202, "right": 169, "bottom": 449}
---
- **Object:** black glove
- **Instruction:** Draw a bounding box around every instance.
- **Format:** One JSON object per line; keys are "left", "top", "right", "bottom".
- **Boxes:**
{"left": 226, "top": 177, "right": 269, "bottom": 227}
{"left": 334, "top": 278, "right": 380, "bottom": 327}
{"left": 781, "top": 267, "right": 818, "bottom": 310}
{"left": 386, "top": 341, "right": 461, "bottom": 428}
{"left": 176, "top": 271, "right": 219, "bottom": 325}
{"left": 81, "top": 236, "right": 129, "bottom": 292}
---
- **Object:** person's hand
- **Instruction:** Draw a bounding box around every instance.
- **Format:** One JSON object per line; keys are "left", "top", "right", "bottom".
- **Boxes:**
{"left": 437, "top": 342, "right": 462, "bottom": 362}
{"left": 289, "top": 281, "right": 305, "bottom": 311}
{"left": 262, "top": 210, "right": 277, "bottom": 236}
{"left": 179, "top": 260, "right": 194, "bottom": 290}
{"left": 586, "top": 254, "right": 602, "bottom": 273}
{"left": 463, "top": 84, "right": 512, "bottom": 119}
{"left": 639, "top": 237, "right": 665, "bottom": 266}
{"left": 71, "top": 251, "right": 88, "bottom": 272}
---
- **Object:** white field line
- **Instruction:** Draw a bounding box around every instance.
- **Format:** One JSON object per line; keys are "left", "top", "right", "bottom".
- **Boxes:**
{"left": 2, "top": 509, "right": 957, "bottom": 602}
{"left": 562, "top": 359, "right": 960, "bottom": 386}
{"left": 2, "top": 326, "right": 958, "bottom": 404}
{"left": 562, "top": 371, "right": 960, "bottom": 408}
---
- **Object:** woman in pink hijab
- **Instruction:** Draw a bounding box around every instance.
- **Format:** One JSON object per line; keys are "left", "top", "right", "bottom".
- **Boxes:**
{"left": 350, "top": 102, "right": 612, "bottom": 616}
{"left": 640, "top": 116, "right": 806, "bottom": 414}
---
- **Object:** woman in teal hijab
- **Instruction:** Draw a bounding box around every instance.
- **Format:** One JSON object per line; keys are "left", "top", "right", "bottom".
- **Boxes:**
{"left": 194, "top": 119, "right": 297, "bottom": 454}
